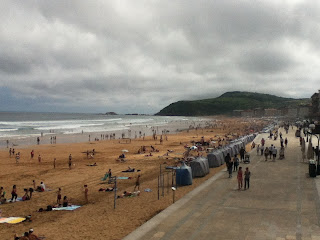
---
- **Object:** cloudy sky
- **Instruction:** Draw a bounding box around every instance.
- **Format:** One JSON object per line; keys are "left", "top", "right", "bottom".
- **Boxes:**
{"left": 0, "top": 0, "right": 319, "bottom": 114}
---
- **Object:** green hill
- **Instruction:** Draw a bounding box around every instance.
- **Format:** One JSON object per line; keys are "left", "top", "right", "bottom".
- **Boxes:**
{"left": 155, "top": 91, "right": 310, "bottom": 116}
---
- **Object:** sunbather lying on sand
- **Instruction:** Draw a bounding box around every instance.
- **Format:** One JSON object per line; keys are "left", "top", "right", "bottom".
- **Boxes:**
{"left": 117, "top": 190, "right": 140, "bottom": 198}
{"left": 87, "top": 163, "right": 97, "bottom": 166}
{"left": 99, "top": 187, "right": 115, "bottom": 192}
{"left": 122, "top": 167, "right": 135, "bottom": 172}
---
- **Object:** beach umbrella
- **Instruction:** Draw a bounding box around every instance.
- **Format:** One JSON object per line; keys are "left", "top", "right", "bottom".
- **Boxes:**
{"left": 307, "top": 141, "right": 314, "bottom": 160}
{"left": 122, "top": 149, "right": 129, "bottom": 153}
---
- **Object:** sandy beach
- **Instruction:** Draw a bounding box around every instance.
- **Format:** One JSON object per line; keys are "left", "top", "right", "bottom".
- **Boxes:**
{"left": 0, "top": 117, "right": 266, "bottom": 240}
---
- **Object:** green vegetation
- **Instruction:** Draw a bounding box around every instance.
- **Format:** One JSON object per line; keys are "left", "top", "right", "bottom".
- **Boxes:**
{"left": 155, "top": 91, "right": 310, "bottom": 116}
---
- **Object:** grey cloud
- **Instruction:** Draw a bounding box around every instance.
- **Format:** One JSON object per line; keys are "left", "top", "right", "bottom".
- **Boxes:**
{"left": 0, "top": 0, "right": 319, "bottom": 114}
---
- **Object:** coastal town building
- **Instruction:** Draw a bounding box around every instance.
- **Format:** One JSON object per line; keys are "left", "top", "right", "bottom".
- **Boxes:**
{"left": 233, "top": 105, "right": 310, "bottom": 119}
{"left": 265, "top": 108, "right": 281, "bottom": 117}
{"left": 311, "top": 90, "right": 320, "bottom": 120}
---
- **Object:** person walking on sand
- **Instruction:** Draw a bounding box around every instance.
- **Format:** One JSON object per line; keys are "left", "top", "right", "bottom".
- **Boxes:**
{"left": 68, "top": 154, "right": 72, "bottom": 170}
{"left": 38, "top": 154, "right": 41, "bottom": 163}
{"left": 57, "top": 188, "right": 62, "bottom": 205}
{"left": 134, "top": 175, "right": 141, "bottom": 191}
{"left": 30, "top": 150, "right": 34, "bottom": 159}
{"left": 84, "top": 185, "right": 88, "bottom": 203}
{"left": 53, "top": 158, "right": 56, "bottom": 169}
{"left": 237, "top": 167, "right": 243, "bottom": 190}
{"left": 244, "top": 167, "right": 251, "bottom": 190}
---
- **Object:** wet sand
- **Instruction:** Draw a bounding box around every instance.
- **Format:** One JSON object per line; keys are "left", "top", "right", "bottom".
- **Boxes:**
{"left": 0, "top": 117, "right": 266, "bottom": 239}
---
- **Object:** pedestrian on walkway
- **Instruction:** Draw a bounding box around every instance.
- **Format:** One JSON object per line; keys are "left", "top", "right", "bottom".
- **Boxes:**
{"left": 227, "top": 158, "right": 233, "bottom": 178}
{"left": 264, "top": 147, "right": 269, "bottom": 161}
{"left": 237, "top": 167, "right": 243, "bottom": 190}
{"left": 225, "top": 153, "right": 231, "bottom": 167}
{"left": 285, "top": 137, "right": 288, "bottom": 147}
{"left": 260, "top": 145, "right": 264, "bottom": 156}
{"left": 233, "top": 154, "right": 239, "bottom": 172}
{"left": 256, "top": 144, "right": 260, "bottom": 155}
{"left": 244, "top": 167, "right": 251, "bottom": 190}
{"left": 269, "top": 145, "right": 273, "bottom": 159}
{"left": 240, "top": 147, "right": 246, "bottom": 162}
{"left": 279, "top": 146, "right": 285, "bottom": 159}
{"left": 272, "top": 146, "right": 277, "bottom": 161}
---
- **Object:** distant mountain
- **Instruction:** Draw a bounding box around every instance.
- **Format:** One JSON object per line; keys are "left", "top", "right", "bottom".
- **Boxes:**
{"left": 155, "top": 91, "right": 310, "bottom": 116}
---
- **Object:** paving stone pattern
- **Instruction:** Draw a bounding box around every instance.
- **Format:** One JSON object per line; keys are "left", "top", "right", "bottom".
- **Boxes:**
{"left": 124, "top": 128, "right": 320, "bottom": 240}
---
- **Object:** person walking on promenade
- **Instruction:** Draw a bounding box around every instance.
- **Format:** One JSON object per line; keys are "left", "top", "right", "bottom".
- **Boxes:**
{"left": 261, "top": 138, "right": 265, "bottom": 146}
{"left": 279, "top": 146, "right": 285, "bottom": 159}
{"left": 285, "top": 137, "right": 288, "bottom": 147}
{"left": 272, "top": 146, "right": 277, "bottom": 161}
{"left": 240, "top": 147, "right": 246, "bottom": 163}
{"left": 233, "top": 154, "right": 239, "bottom": 172}
{"left": 264, "top": 147, "right": 269, "bottom": 161}
{"left": 244, "top": 167, "right": 251, "bottom": 190}
{"left": 227, "top": 158, "right": 233, "bottom": 178}
{"left": 225, "top": 153, "right": 232, "bottom": 176}
{"left": 68, "top": 154, "right": 72, "bottom": 170}
{"left": 269, "top": 145, "right": 273, "bottom": 159}
{"left": 237, "top": 167, "right": 243, "bottom": 190}
{"left": 260, "top": 145, "right": 264, "bottom": 156}
{"left": 256, "top": 144, "right": 260, "bottom": 155}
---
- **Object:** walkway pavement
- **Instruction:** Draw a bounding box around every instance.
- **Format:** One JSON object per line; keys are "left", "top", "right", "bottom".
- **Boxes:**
{"left": 124, "top": 128, "right": 320, "bottom": 240}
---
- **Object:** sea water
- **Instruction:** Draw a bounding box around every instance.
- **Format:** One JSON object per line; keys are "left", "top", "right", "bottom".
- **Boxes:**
{"left": 0, "top": 112, "right": 205, "bottom": 148}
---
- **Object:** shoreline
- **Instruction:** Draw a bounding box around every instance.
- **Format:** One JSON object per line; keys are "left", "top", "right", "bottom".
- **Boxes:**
{"left": 0, "top": 118, "right": 214, "bottom": 149}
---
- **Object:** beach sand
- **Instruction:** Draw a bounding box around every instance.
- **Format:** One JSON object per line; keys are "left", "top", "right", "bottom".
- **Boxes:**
{"left": 0, "top": 117, "right": 266, "bottom": 239}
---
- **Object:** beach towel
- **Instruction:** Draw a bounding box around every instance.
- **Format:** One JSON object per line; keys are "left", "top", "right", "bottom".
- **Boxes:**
{"left": 117, "top": 177, "right": 131, "bottom": 180}
{"left": 101, "top": 173, "right": 109, "bottom": 181}
{"left": 0, "top": 217, "right": 26, "bottom": 224}
{"left": 4, "top": 197, "right": 23, "bottom": 203}
{"left": 52, "top": 205, "right": 81, "bottom": 211}
{"left": 144, "top": 188, "right": 152, "bottom": 192}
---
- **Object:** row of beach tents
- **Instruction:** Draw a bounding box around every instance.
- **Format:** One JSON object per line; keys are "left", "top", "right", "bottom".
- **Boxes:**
{"left": 176, "top": 133, "right": 257, "bottom": 186}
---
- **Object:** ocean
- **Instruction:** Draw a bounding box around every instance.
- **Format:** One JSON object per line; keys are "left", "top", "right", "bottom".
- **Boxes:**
{"left": 0, "top": 112, "right": 205, "bottom": 148}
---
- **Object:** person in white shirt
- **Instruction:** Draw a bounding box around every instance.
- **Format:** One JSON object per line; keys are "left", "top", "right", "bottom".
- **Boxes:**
{"left": 272, "top": 147, "right": 277, "bottom": 161}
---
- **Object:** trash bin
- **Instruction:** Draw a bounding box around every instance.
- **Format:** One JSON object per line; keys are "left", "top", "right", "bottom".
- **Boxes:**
{"left": 309, "top": 160, "right": 316, "bottom": 178}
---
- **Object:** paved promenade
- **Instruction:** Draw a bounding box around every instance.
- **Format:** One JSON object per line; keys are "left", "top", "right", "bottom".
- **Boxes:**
{"left": 124, "top": 128, "right": 320, "bottom": 240}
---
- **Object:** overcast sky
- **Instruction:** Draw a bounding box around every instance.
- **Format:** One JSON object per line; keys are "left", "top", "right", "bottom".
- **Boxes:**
{"left": 0, "top": 0, "right": 319, "bottom": 114}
